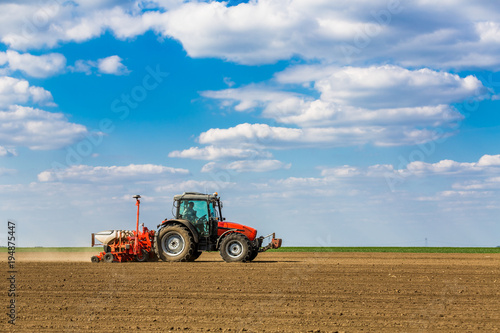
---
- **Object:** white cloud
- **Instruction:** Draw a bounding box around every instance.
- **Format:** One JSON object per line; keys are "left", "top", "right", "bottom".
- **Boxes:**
{"left": 169, "top": 145, "right": 272, "bottom": 160}
{"left": 452, "top": 177, "right": 500, "bottom": 191}
{"left": 201, "top": 159, "right": 291, "bottom": 173}
{"left": 268, "top": 102, "right": 463, "bottom": 128}
{"left": 0, "top": 50, "right": 66, "bottom": 78}
{"left": 69, "top": 55, "right": 130, "bottom": 75}
{"left": 97, "top": 55, "right": 130, "bottom": 75}
{"left": 199, "top": 123, "right": 301, "bottom": 148}
{"left": 0, "top": 146, "right": 17, "bottom": 157}
{"left": 38, "top": 164, "right": 189, "bottom": 183}
{"left": 155, "top": 179, "right": 235, "bottom": 192}
{"left": 1, "top": 1, "right": 499, "bottom": 70}
{"left": 69, "top": 59, "right": 94, "bottom": 75}
{"left": 404, "top": 155, "right": 500, "bottom": 176}
{"left": 156, "top": 0, "right": 500, "bottom": 69}
{"left": 276, "top": 65, "right": 486, "bottom": 109}
{"left": 477, "top": 154, "right": 500, "bottom": 167}
{"left": 0, "top": 105, "right": 88, "bottom": 150}
{"left": 199, "top": 123, "right": 445, "bottom": 148}
{"left": 319, "top": 154, "right": 500, "bottom": 179}
{"left": 201, "top": 65, "right": 486, "bottom": 149}
{"left": 202, "top": 87, "right": 298, "bottom": 112}
{"left": 256, "top": 155, "right": 500, "bottom": 204}
{"left": 0, "top": 167, "right": 16, "bottom": 176}
{"left": 477, "top": 21, "right": 500, "bottom": 43}
{"left": 227, "top": 159, "right": 291, "bottom": 173}
{"left": 0, "top": 76, "right": 55, "bottom": 107}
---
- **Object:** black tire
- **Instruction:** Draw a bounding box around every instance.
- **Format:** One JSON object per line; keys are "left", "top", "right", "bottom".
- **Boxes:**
{"left": 219, "top": 233, "right": 251, "bottom": 263}
{"left": 103, "top": 245, "right": 111, "bottom": 253}
{"left": 155, "top": 224, "right": 196, "bottom": 262}
{"left": 248, "top": 245, "right": 259, "bottom": 262}
{"left": 91, "top": 256, "right": 99, "bottom": 263}
{"left": 103, "top": 253, "right": 114, "bottom": 263}
{"left": 135, "top": 249, "right": 149, "bottom": 262}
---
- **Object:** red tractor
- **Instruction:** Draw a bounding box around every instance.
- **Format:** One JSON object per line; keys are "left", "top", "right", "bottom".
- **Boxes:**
{"left": 91, "top": 192, "right": 282, "bottom": 263}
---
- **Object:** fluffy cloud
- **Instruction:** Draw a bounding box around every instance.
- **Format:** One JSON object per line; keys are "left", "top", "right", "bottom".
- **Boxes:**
{"left": 1, "top": 1, "right": 500, "bottom": 70}
{"left": 201, "top": 65, "right": 486, "bottom": 148}
{"left": 276, "top": 65, "right": 486, "bottom": 109}
{"left": 255, "top": 154, "right": 500, "bottom": 202}
{"left": 0, "top": 51, "right": 127, "bottom": 78}
{"left": 201, "top": 159, "right": 291, "bottom": 173}
{"left": 155, "top": 179, "right": 235, "bottom": 193}
{"left": 199, "top": 123, "right": 301, "bottom": 148}
{"left": 319, "top": 154, "right": 500, "bottom": 179}
{"left": 202, "top": 88, "right": 297, "bottom": 112}
{"left": 0, "top": 2, "right": 165, "bottom": 50}
{"left": 316, "top": 154, "right": 500, "bottom": 195}
{"left": 169, "top": 145, "right": 272, "bottom": 160}
{"left": 0, "top": 2, "right": 117, "bottom": 50}
{"left": 0, "top": 50, "right": 66, "bottom": 78}
{"left": 159, "top": 0, "right": 500, "bottom": 69}
{"left": 208, "top": 65, "right": 481, "bottom": 125}
{"left": 69, "top": 55, "right": 130, "bottom": 75}
{"left": 0, "top": 146, "right": 17, "bottom": 157}
{"left": 404, "top": 154, "right": 500, "bottom": 175}
{"left": 0, "top": 167, "right": 16, "bottom": 176}
{"left": 0, "top": 105, "right": 88, "bottom": 150}
{"left": 97, "top": 55, "right": 130, "bottom": 75}
{"left": 0, "top": 76, "right": 55, "bottom": 107}
{"left": 38, "top": 164, "right": 189, "bottom": 183}
{"left": 199, "top": 123, "right": 445, "bottom": 149}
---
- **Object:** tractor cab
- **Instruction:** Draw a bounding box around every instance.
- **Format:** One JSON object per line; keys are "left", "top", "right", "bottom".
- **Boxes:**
{"left": 173, "top": 192, "right": 222, "bottom": 244}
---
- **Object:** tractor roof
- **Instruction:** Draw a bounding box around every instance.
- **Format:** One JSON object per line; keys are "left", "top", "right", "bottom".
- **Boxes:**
{"left": 173, "top": 192, "right": 219, "bottom": 202}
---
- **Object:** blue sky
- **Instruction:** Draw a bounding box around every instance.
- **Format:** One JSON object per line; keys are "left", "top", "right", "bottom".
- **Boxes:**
{"left": 1, "top": 0, "right": 500, "bottom": 247}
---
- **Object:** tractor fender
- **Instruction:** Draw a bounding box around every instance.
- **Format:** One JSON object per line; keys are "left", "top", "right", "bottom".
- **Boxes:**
{"left": 158, "top": 219, "right": 199, "bottom": 243}
{"left": 216, "top": 229, "right": 243, "bottom": 250}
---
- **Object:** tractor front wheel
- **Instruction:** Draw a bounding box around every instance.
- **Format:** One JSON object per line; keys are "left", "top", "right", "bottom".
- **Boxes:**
{"left": 219, "top": 233, "right": 251, "bottom": 263}
{"left": 156, "top": 225, "right": 196, "bottom": 262}
{"left": 248, "top": 245, "right": 259, "bottom": 262}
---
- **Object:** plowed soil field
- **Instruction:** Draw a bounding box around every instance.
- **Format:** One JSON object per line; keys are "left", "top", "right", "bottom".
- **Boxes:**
{"left": 2, "top": 252, "right": 500, "bottom": 332}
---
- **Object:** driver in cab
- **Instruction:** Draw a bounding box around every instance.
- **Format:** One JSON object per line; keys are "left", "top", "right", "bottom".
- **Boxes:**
{"left": 183, "top": 201, "right": 197, "bottom": 222}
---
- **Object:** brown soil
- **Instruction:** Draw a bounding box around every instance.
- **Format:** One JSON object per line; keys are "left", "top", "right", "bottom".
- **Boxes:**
{"left": 2, "top": 252, "right": 500, "bottom": 332}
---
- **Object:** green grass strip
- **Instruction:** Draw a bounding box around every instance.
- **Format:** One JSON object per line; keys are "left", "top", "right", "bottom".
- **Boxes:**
{"left": 269, "top": 247, "right": 500, "bottom": 253}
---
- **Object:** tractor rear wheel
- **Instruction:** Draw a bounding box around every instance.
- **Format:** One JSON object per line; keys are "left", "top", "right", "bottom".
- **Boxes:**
{"left": 219, "top": 233, "right": 251, "bottom": 263}
{"left": 103, "top": 253, "right": 114, "bottom": 263}
{"left": 156, "top": 225, "right": 196, "bottom": 262}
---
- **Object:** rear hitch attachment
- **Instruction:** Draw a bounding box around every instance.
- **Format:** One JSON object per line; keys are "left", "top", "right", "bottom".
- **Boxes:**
{"left": 259, "top": 233, "right": 282, "bottom": 252}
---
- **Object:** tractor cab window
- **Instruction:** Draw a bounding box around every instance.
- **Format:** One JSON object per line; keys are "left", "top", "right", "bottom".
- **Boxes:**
{"left": 179, "top": 200, "right": 208, "bottom": 222}
{"left": 179, "top": 200, "right": 209, "bottom": 236}
{"left": 209, "top": 203, "right": 216, "bottom": 220}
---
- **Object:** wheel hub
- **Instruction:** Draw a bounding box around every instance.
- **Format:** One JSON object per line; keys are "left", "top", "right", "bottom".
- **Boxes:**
{"left": 162, "top": 233, "right": 185, "bottom": 256}
{"left": 227, "top": 241, "right": 243, "bottom": 258}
